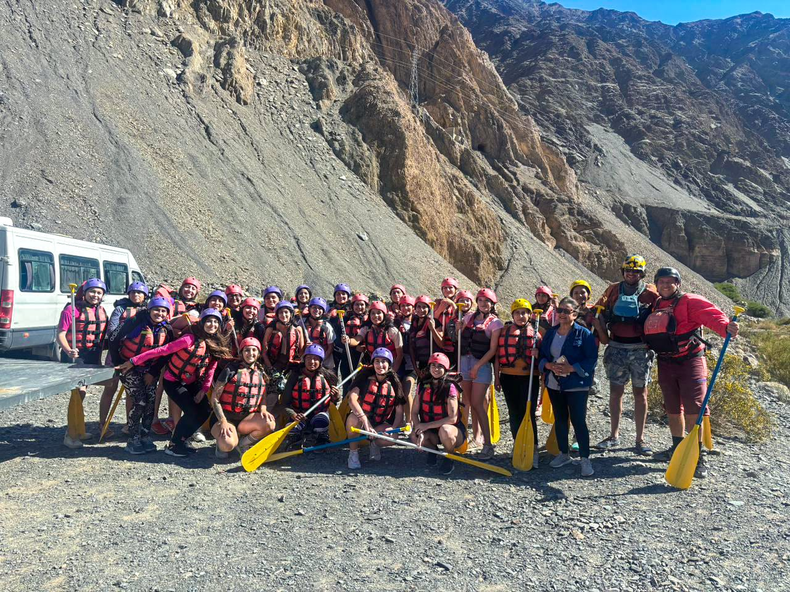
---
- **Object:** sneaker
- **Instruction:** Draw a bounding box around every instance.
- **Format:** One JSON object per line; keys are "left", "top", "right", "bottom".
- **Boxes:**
{"left": 532, "top": 453, "right": 539, "bottom": 470}
{"left": 184, "top": 439, "right": 198, "bottom": 451}
{"left": 78, "top": 431, "right": 94, "bottom": 441}
{"left": 694, "top": 455, "right": 708, "bottom": 479}
{"left": 141, "top": 438, "right": 157, "bottom": 453}
{"left": 635, "top": 441, "right": 653, "bottom": 456}
{"left": 164, "top": 443, "right": 190, "bottom": 458}
{"left": 348, "top": 450, "right": 361, "bottom": 470}
{"left": 190, "top": 431, "right": 206, "bottom": 443}
{"left": 426, "top": 453, "right": 438, "bottom": 467}
{"left": 477, "top": 445, "right": 495, "bottom": 460}
{"left": 595, "top": 436, "right": 620, "bottom": 450}
{"left": 439, "top": 457, "right": 455, "bottom": 475}
{"left": 580, "top": 458, "right": 594, "bottom": 477}
{"left": 63, "top": 433, "right": 83, "bottom": 449}
{"left": 150, "top": 420, "right": 170, "bottom": 436}
{"left": 369, "top": 441, "right": 382, "bottom": 461}
{"left": 285, "top": 432, "right": 304, "bottom": 451}
{"left": 654, "top": 447, "right": 676, "bottom": 462}
{"left": 550, "top": 453, "right": 573, "bottom": 468}
{"left": 215, "top": 444, "right": 229, "bottom": 459}
{"left": 126, "top": 439, "right": 146, "bottom": 455}
{"left": 314, "top": 432, "right": 330, "bottom": 447}
{"left": 121, "top": 425, "right": 130, "bottom": 435}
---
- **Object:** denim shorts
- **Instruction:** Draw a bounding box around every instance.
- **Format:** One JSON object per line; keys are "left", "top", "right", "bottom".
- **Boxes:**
{"left": 460, "top": 354, "right": 493, "bottom": 385}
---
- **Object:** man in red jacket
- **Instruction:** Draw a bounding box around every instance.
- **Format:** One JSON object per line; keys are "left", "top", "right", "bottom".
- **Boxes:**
{"left": 645, "top": 267, "right": 739, "bottom": 478}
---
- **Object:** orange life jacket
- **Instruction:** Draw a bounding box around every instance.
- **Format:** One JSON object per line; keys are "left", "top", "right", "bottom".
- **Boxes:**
{"left": 119, "top": 325, "right": 169, "bottom": 361}
{"left": 308, "top": 320, "right": 332, "bottom": 352}
{"left": 363, "top": 325, "right": 395, "bottom": 356}
{"left": 497, "top": 322, "right": 536, "bottom": 367}
{"left": 74, "top": 305, "right": 107, "bottom": 351}
{"left": 219, "top": 365, "right": 266, "bottom": 414}
{"left": 166, "top": 339, "right": 210, "bottom": 382}
{"left": 120, "top": 305, "right": 142, "bottom": 324}
{"left": 344, "top": 313, "right": 366, "bottom": 338}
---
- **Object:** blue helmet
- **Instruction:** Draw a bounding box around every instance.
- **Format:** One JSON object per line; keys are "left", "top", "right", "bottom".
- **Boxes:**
{"left": 304, "top": 343, "right": 325, "bottom": 361}
{"left": 147, "top": 296, "right": 172, "bottom": 312}
{"left": 308, "top": 297, "right": 328, "bottom": 313}
{"left": 295, "top": 284, "right": 312, "bottom": 296}
{"left": 127, "top": 281, "right": 149, "bottom": 297}
{"left": 334, "top": 283, "right": 351, "bottom": 296}
{"left": 207, "top": 289, "right": 228, "bottom": 304}
{"left": 264, "top": 285, "right": 283, "bottom": 299}
{"left": 83, "top": 278, "right": 107, "bottom": 293}
{"left": 275, "top": 301, "right": 294, "bottom": 313}
{"left": 372, "top": 347, "right": 393, "bottom": 365}
{"left": 199, "top": 308, "right": 222, "bottom": 323}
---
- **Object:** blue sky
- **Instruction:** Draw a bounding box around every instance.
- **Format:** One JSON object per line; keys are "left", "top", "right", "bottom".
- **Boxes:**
{"left": 553, "top": 1, "right": 790, "bottom": 24}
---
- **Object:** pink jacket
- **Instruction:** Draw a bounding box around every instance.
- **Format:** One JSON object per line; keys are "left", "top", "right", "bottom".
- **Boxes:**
{"left": 131, "top": 333, "right": 217, "bottom": 392}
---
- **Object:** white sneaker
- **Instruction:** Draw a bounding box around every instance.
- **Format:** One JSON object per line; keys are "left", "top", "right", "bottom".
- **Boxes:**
{"left": 532, "top": 453, "right": 539, "bottom": 469}
{"left": 215, "top": 445, "right": 229, "bottom": 459}
{"left": 369, "top": 441, "right": 381, "bottom": 461}
{"left": 550, "top": 453, "right": 573, "bottom": 468}
{"left": 63, "top": 433, "right": 83, "bottom": 449}
{"left": 580, "top": 457, "right": 595, "bottom": 477}
{"left": 348, "top": 450, "right": 361, "bottom": 469}
{"left": 190, "top": 431, "right": 207, "bottom": 443}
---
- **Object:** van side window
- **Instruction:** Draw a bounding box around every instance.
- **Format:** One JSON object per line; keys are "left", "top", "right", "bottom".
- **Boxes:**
{"left": 132, "top": 271, "right": 145, "bottom": 285}
{"left": 19, "top": 249, "right": 55, "bottom": 292}
{"left": 59, "top": 255, "right": 100, "bottom": 292}
{"left": 104, "top": 261, "right": 129, "bottom": 295}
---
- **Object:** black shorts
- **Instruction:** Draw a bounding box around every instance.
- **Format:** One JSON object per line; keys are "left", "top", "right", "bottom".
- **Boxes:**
{"left": 209, "top": 411, "right": 247, "bottom": 429}
{"left": 425, "top": 421, "right": 467, "bottom": 442}
{"left": 61, "top": 348, "right": 103, "bottom": 365}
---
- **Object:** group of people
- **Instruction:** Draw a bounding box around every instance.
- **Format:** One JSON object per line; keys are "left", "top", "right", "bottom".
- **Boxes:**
{"left": 56, "top": 253, "right": 738, "bottom": 479}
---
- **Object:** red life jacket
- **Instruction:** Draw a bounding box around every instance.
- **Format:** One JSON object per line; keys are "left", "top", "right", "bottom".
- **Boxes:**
{"left": 219, "top": 365, "right": 266, "bottom": 414}
{"left": 364, "top": 325, "right": 395, "bottom": 355}
{"left": 643, "top": 295, "right": 703, "bottom": 360}
{"left": 344, "top": 313, "right": 366, "bottom": 338}
{"left": 418, "top": 383, "right": 458, "bottom": 423}
{"left": 74, "top": 305, "right": 108, "bottom": 351}
{"left": 120, "top": 305, "right": 142, "bottom": 324}
{"left": 460, "top": 314, "right": 496, "bottom": 359}
{"left": 291, "top": 373, "right": 331, "bottom": 413}
{"left": 172, "top": 299, "right": 198, "bottom": 317}
{"left": 360, "top": 377, "right": 398, "bottom": 425}
{"left": 266, "top": 324, "right": 302, "bottom": 367}
{"left": 263, "top": 309, "right": 276, "bottom": 326}
{"left": 167, "top": 339, "right": 210, "bottom": 382}
{"left": 308, "top": 320, "right": 332, "bottom": 352}
{"left": 497, "top": 322, "right": 536, "bottom": 367}
{"left": 119, "top": 325, "right": 169, "bottom": 361}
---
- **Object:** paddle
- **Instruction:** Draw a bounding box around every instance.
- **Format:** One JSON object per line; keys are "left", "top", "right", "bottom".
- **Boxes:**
{"left": 512, "top": 309, "right": 541, "bottom": 471}
{"left": 488, "top": 384, "right": 501, "bottom": 444}
{"left": 702, "top": 416, "right": 714, "bottom": 451}
{"left": 99, "top": 386, "right": 126, "bottom": 442}
{"left": 545, "top": 423, "right": 560, "bottom": 456}
{"left": 665, "top": 306, "right": 743, "bottom": 490}
{"left": 241, "top": 365, "right": 362, "bottom": 472}
{"left": 266, "top": 426, "right": 409, "bottom": 464}
{"left": 328, "top": 402, "right": 346, "bottom": 442}
{"left": 351, "top": 427, "right": 512, "bottom": 477}
{"left": 66, "top": 283, "right": 87, "bottom": 441}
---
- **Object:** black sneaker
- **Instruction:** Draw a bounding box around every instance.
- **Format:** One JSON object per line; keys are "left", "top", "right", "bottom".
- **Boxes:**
{"left": 426, "top": 453, "right": 438, "bottom": 467}
{"left": 125, "top": 439, "right": 146, "bottom": 455}
{"left": 164, "top": 443, "right": 190, "bottom": 458}
{"left": 694, "top": 455, "right": 708, "bottom": 479}
{"left": 141, "top": 438, "right": 157, "bottom": 453}
{"left": 653, "top": 447, "right": 676, "bottom": 462}
{"left": 439, "top": 457, "right": 455, "bottom": 475}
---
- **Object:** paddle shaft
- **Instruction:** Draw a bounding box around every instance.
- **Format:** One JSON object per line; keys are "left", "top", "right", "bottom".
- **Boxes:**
{"left": 337, "top": 310, "right": 354, "bottom": 372}
{"left": 456, "top": 304, "right": 465, "bottom": 372}
{"left": 304, "top": 426, "right": 406, "bottom": 454}
{"left": 69, "top": 285, "right": 77, "bottom": 354}
{"left": 693, "top": 312, "right": 740, "bottom": 427}
{"left": 526, "top": 310, "right": 542, "bottom": 406}
{"left": 353, "top": 426, "right": 455, "bottom": 459}
{"left": 300, "top": 364, "right": 361, "bottom": 419}
{"left": 429, "top": 302, "right": 435, "bottom": 356}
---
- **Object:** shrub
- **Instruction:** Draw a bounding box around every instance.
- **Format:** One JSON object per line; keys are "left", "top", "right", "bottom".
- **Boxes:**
{"left": 714, "top": 282, "right": 741, "bottom": 302}
{"left": 745, "top": 301, "right": 772, "bottom": 318}
{"left": 751, "top": 331, "right": 790, "bottom": 388}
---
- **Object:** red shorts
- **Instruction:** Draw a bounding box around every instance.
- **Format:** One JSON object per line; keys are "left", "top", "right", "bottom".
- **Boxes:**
{"left": 657, "top": 356, "right": 709, "bottom": 416}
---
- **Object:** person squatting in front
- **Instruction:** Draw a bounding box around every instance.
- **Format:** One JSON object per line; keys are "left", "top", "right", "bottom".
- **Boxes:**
{"left": 345, "top": 348, "right": 406, "bottom": 470}
{"left": 411, "top": 352, "right": 467, "bottom": 475}
{"left": 116, "top": 308, "right": 232, "bottom": 458}
{"left": 210, "top": 337, "right": 276, "bottom": 459}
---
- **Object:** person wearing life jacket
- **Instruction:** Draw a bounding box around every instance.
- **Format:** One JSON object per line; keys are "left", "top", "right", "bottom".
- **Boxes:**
{"left": 433, "top": 277, "right": 459, "bottom": 358}
{"left": 304, "top": 297, "right": 336, "bottom": 370}
{"left": 345, "top": 348, "right": 406, "bottom": 469}
{"left": 533, "top": 286, "right": 558, "bottom": 334}
{"left": 411, "top": 352, "right": 466, "bottom": 475}
{"left": 210, "top": 337, "right": 275, "bottom": 459}
{"left": 272, "top": 344, "right": 340, "bottom": 449}
{"left": 459, "top": 288, "right": 504, "bottom": 460}
{"left": 172, "top": 277, "right": 201, "bottom": 316}
{"left": 335, "top": 292, "right": 368, "bottom": 383}
{"left": 387, "top": 284, "right": 407, "bottom": 321}
{"left": 235, "top": 297, "right": 266, "bottom": 342}
{"left": 494, "top": 299, "right": 542, "bottom": 465}
{"left": 116, "top": 308, "right": 232, "bottom": 458}
{"left": 593, "top": 255, "right": 659, "bottom": 456}
{"left": 225, "top": 284, "right": 244, "bottom": 314}
{"left": 404, "top": 295, "right": 442, "bottom": 415}
{"left": 646, "top": 267, "right": 739, "bottom": 478}
{"left": 203, "top": 289, "right": 233, "bottom": 329}
{"left": 351, "top": 301, "right": 404, "bottom": 371}
{"left": 395, "top": 295, "right": 415, "bottom": 371}
{"left": 262, "top": 301, "right": 307, "bottom": 373}
{"left": 538, "top": 297, "right": 598, "bottom": 477}
{"left": 327, "top": 283, "right": 353, "bottom": 374}
{"left": 57, "top": 278, "right": 110, "bottom": 448}
{"left": 292, "top": 284, "right": 312, "bottom": 317}
{"left": 437, "top": 289, "right": 473, "bottom": 366}
{"left": 109, "top": 297, "right": 173, "bottom": 454}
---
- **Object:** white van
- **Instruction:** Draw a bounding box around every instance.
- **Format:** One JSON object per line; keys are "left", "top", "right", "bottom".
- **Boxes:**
{"left": 0, "top": 217, "right": 145, "bottom": 359}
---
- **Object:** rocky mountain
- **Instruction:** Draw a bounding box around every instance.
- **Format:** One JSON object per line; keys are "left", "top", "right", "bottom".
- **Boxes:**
{"left": 445, "top": 0, "right": 790, "bottom": 311}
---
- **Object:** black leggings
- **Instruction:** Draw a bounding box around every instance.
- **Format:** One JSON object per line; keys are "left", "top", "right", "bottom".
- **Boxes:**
{"left": 547, "top": 388, "right": 590, "bottom": 458}
{"left": 499, "top": 373, "right": 539, "bottom": 442}
{"left": 163, "top": 379, "right": 211, "bottom": 446}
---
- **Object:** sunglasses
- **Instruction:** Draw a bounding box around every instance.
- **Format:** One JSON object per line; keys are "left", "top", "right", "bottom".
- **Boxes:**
{"left": 556, "top": 308, "right": 575, "bottom": 315}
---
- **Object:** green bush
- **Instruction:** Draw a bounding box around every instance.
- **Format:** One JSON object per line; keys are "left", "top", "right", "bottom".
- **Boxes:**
{"left": 714, "top": 282, "right": 741, "bottom": 302}
{"left": 752, "top": 331, "right": 790, "bottom": 388}
{"left": 746, "top": 301, "right": 772, "bottom": 318}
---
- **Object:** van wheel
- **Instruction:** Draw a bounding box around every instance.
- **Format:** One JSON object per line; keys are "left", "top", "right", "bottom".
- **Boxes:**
{"left": 47, "top": 341, "right": 62, "bottom": 362}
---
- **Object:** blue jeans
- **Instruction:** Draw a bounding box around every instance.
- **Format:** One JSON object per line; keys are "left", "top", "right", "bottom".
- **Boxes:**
{"left": 547, "top": 388, "right": 590, "bottom": 458}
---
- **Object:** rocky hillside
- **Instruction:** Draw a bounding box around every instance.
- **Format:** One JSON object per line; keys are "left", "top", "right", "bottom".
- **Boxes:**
{"left": 445, "top": 0, "right": 790, "bottom": 312}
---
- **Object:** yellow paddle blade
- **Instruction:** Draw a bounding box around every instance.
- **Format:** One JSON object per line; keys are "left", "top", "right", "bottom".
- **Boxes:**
{"left": 265, "top": 448, "right": 305, "bottom": 464}
{"left": 242, "top": 421, "right": 298, "bottom": 472}
{"left": 446, "top": 453, "right": 512, "bottom": 477}
{"left": 512, "top": 413, "right": 535, "bottom": 471}
{"left": 665, "top": 425, "right": 701, "bottom": 490}
{"left": 328, "top": 403, "right": 346, "bottom": 443}
{"left": 99, "top": 386, "right": 125, "bottom": 442}
{"left": 702, "top": 416, "right": 714, "bottom": 450}
{"left": 545, "top": 423, "right": 560, "bottom": 456}
{"left": 541, "top": 389, "right": 554, "bottom": 424}
{"left": 338, "top": 397, "right": 350, "bottom": 420}
{"left": 488, "top": 385, "right": 501, "bottom": 444}
{"left": 67, "top": 389, "right": 86, "bottom": 439}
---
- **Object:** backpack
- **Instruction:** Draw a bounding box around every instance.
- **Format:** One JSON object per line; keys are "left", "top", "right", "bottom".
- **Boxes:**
{"left": 611, "top": 283, "right": 646, "bottom": 324}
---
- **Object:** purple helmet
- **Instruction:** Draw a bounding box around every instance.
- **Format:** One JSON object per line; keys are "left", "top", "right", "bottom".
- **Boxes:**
{"left": 83, "top": 278, "right": 107, "bottom": 293}
{"left": 295, "top": 284, "right": 312, "bottom": 295}
{"left": 199, "top": 308, "right": 222, "bottom": 323}
{"left": 334, "top": 283, "right": 351, "bottom": 296}
{"left": 372, "top": 347, "right": 394, "bottom": 365}
{"left": 127, "top": 281, "right": 149, "bottom": 297}
{"left": 147, "top": 296, "right": 172, "bottom": 312}
{"left": 308, "top": 297, "right": 328, "bottom": 313}
{"left": 275, "top": 301, "right": 294, "bottom": 312}
{"left": 264, "top": 285, "right": 283, "bottom": 298}
{"left": 207, "top": 289, "right": 228, "bottom": 304}
{"left": 304, "top": 343, "right": 326, "bottom": 361}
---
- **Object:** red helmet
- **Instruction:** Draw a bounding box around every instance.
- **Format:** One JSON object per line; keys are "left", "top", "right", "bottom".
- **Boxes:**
{"left": 415, "top": 295, "right": 432, "bottom": 306}
{"left": 225, "top": 284, "right": 244, "bottom": 296}
{"left": 351, "top": 293, "right": 370, "bottom": 304}
{"left": 181, "top": 277, "right": 202, "bottom": 291}
{"left": 239, "top": 337, "right": 262, "bottom": 351}
{"left": 369, "top": 301, "right": 388, "bottom": 314}
{"left": 241, "top": 297, "right": 260, "bottom": 311}
{"left": 428, "top": 352, "right": 450, "bottom": 370}
{"left": 441, "top": 277, "right": 459, "bottom": 289}
{"left": 390, "top": 284, "right": 407, "bottom": 295}
{"left": 455, "top": 290, "right": 473, "bottom": 302}
{"left": 535, "top": 286, "right": 552, "bottom": 298}
{"left": 399, "top": 295, "right": 416, "bottom": 306}
{"left": 476, "top": 288, "right": 497, "bottom": 305}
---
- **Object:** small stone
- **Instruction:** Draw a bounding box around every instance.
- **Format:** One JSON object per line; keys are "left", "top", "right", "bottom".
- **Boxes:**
{"left": 728, "top": 500, "right": 744, "bottom": 507}
{"left": 295, "top": 509, "right": 306, "bottom": 516}
{"left": 435, "top": 561, "right": 452, "bottom": 571}
{"left": 278, "top": 494, "right": 285, "bottom": 502}
{"left": 357, "top": 232, "right": 368, "bottom": 241}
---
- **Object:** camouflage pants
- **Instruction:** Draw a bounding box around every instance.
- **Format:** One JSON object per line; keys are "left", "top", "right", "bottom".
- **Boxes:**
{"left": 603, "top": 345, "right": 655, "bottom": 388}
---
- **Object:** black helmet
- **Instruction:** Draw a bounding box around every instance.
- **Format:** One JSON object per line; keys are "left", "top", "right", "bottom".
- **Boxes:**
{"left": 654, "top": 267, "right": 681, "bottom": 284}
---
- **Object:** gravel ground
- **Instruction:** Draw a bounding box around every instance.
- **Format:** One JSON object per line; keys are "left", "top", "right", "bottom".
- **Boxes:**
{"left": 0, "top": 380, "right": 788, "bottom": 592}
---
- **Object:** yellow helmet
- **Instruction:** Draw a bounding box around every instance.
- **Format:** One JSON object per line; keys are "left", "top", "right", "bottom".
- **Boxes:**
{"left": 569, "top": 280, "right": 592, "bottom": 296}
{"left": 510, "top": 298, "right": 532, "bottom": 313}
{"left": 622, "top": 254, "right": 647, "bottom": 273}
